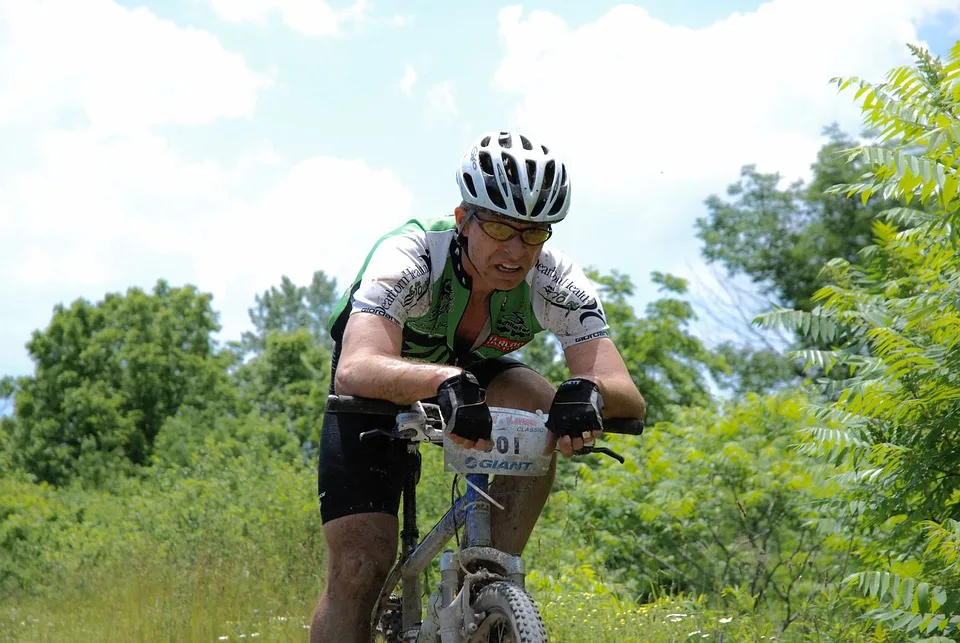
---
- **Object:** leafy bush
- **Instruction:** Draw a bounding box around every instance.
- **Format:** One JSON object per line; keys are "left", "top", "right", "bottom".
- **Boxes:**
{"left": 760, "top": 43, "right": 960, "bottom": 641}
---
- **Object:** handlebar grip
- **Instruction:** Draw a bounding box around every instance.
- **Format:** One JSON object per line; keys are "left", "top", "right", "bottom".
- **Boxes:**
{"left": 325, "top": 395, "right": 443, "bottom": 423}
{"left": 326, "top": 394, "right": 407, "bottom": 416}
{"left": 603, "top": 418, "right": 645, "bottom": 436}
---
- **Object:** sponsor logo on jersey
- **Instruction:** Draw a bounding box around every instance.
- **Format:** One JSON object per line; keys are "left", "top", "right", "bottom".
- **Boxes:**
{"left": 359, "top": 307, "right": 400, "bottom": 324}
{"left": 574, "top": 330, "right": 609, "bottom": 343}
{"left": 495, "top": 311, "right": 531, "bottom": 337}
{"left": 427, "top": 279, "right": 453, "bottom": 321}
{"left": 401, "top": 279, "right": 429, "bottom": 308}
{"left": 379, "top": 256, "right": 430, "bottom": 311}
{"left": 540, "top": 284, "right": 586, "bottom": 311}
{"left": 535, "top": 262, "right": 599, "bottom": 313}
{"left": 482, "top": 333, "right": 528, "bottom": 353}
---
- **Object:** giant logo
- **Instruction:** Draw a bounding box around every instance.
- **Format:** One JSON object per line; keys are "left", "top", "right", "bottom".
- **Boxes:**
{"left": 464, "top": 456, "right": 534, "bottom": 472}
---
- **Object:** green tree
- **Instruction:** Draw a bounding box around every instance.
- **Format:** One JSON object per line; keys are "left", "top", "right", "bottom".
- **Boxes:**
{"left": 4, "top": 280, "right": 234, "bottom": 486}
{"left": 234, "top": 328, "right": 331, "bottom": 448}
{"left": 709, "top": 343, "right": 799, "bottom": 397}
{"left": 0, "top": 376, "right": 14, "bottom": 418}
{"left": 697, "top": 124, "right": 888, "bottom": 313}
{"left": 759, "top": 42, "right": 960, "bottom": 640}
{"left": 236, "top": 271, "right": 338, "bottom": 356}
{"left": 693, "top": 125, "right": 896, "bottom": 395}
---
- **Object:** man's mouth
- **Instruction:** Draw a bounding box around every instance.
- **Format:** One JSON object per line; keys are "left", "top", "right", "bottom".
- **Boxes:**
{"left": 495, "top": 263, "right": 523, "bottom": 273}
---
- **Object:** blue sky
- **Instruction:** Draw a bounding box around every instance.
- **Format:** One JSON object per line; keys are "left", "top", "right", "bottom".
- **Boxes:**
{"left": 1, "top": 0, "right": 958, "bottom": 382}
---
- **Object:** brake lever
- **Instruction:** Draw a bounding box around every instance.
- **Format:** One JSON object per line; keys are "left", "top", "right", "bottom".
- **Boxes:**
{"left": 360, "top": 428, "right": 400, "bottom": 441}
{"left": 573, "top": 445, "right": 626, "bottom": 464}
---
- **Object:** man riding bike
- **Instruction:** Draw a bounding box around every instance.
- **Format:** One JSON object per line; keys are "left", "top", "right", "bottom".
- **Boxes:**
{"left": 310, "top": 131, "right": 647, "bottom": 642}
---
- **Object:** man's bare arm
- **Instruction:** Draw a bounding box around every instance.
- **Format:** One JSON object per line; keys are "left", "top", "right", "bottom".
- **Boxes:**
{"left": 563, "top": 337, "right": 646, "bottom": 420}
{"left": 334, "top": 312, "right": 461, "bottom": 404}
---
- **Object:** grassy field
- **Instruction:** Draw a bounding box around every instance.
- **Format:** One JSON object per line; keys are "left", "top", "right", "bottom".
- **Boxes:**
{"left": 0, "top": 450, "right": 869, "bottom": 642}
{"left": 1, "top": 561, "right": 773, "bottom": 643}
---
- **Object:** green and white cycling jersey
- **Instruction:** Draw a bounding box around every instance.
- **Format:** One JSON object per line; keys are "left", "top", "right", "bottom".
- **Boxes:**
{"left": 328, "top": 216, "right": 610, "bottom": 367}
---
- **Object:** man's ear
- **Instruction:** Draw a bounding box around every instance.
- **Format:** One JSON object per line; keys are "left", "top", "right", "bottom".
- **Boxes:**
{"left": 454, "top": 207, "right": 466, "bottom": 227}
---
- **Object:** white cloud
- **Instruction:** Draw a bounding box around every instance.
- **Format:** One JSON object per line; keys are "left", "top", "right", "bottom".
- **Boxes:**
{"left": 493, "top": 0, "right": 958, "bottom": 303}
{"left": 193, "top": 157, "right": 414, "bottom": 336}
{"left": 209, "top": 0, "right": 371, "bottom": 37}
{"left": 400, "top": 64, "right": 417, "bottom": 96}
{"left": 0, "top": 134, "right": 412, "bottom": 375}
{"left": 0, "top": 0, "right": 271, "bottom": 132}
{"left": 426, "top": 81, "right": 458, "bottom": 118}
{"left": 0, "top": 0, "right": 411, "bottom": 376}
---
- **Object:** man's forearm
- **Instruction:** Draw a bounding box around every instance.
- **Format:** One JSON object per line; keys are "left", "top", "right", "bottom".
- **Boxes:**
{"left": 335, "top": 354, "right": 461, "bottom": 405}
{"left": 583, "top": 375, "right": 647, "bottom": 420}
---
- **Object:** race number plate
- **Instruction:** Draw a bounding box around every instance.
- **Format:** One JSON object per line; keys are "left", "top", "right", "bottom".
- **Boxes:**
{"left": 444, "top": 407, "right": 553, "bottom": 477}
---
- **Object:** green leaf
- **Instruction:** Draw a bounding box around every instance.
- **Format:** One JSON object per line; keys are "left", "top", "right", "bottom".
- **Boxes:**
{"left": 918, "top": 582, "right": 931, "bottom": 614}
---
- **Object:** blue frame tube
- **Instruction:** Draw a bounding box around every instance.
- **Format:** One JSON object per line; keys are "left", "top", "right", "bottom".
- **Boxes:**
{"left": 464, "top": 473, "right": 492, "bottom": 548}
{"left": 401, "top": 493, "right": 467, "bottom": 579}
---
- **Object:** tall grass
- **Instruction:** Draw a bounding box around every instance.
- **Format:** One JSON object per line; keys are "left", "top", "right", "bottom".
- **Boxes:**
{"left": 2, "top": 553, "right": 318, "bottom": 642}
{"left": 1, "top": 443, "right": 871, "bottom": 642}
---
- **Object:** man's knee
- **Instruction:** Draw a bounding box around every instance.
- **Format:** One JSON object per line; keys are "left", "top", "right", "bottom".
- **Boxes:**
{"left": 327, "top": 550, "right": 393, "bottom": 601}
{"left": 323, "top": 514, "right": 397, "bottom": 603}
{"left": 485, "top": 366, "right": 555, "bottom": 413}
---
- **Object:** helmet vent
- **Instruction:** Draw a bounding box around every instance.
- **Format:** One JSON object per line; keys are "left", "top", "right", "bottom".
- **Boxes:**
{"left": 520, "top": 135, "right": 533, "bottom": 150}
{"left": 542, "top": 160, "right": 556, "bottom": 191}
{"left": 525, "top": 159, "right": 537, "bottom": 186}
{"left": 485, "top": 177, "right": 507, "bottom": 209}
{"left": 499, "top": 132, "right": 512, "bottom": 148}
{"left": 548, "top": 183, "right": 568, "bottom": 217}
{"left": 461, "top": 173, "right": 477, "bottom": 198}
{"left": 541, "top": 145, "right": 549, "bottom": 154}
{"left": 480, "top": 136, "right": 491, "bottom": 147}
{"left": 547, "top": 165, "right": 568, "bottom": 217}
{"left": 479, "top": 151, "right": 495, "bottom": 175}
{"left": 502, "top": 153, "right": 520, "bottom": 185}
{"left": 530, "top": 182, "right": 550, "bottom": 218}
{"left": 511, "top": 188, "right": 526, "bottom": 217}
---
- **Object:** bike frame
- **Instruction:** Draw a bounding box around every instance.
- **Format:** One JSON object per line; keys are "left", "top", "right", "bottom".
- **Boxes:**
{"left": 372, "top": 440, "right": 527, "bottom": 639}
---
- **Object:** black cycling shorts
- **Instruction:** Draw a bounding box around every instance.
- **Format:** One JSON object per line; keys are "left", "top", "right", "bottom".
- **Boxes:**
{"left": 317, "top": 356, "right": 532, "bottom": 525}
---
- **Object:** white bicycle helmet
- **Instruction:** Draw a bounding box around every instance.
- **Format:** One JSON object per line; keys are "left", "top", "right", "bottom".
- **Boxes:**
{"left": 456, "top": 131, "right": 571, "bottom": 223}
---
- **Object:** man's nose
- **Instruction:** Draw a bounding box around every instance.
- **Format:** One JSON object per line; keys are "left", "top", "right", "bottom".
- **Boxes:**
{"left": 503, "top": 233, "right": 526, "bottom": 257}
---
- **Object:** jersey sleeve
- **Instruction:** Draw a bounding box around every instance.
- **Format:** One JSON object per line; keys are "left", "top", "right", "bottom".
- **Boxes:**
{"left": 531, "top": 249, "right": 611, "bottom": 349}
{"left": 350, "top": 229, "right": 433, "bottom": 327}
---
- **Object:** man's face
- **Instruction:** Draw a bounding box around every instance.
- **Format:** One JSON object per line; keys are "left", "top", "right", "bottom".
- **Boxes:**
{"left": 458, "top": 208, "right": 550, "bottom": 292}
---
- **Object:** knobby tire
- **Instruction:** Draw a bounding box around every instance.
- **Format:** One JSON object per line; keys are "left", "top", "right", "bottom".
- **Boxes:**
{"left": 469, "top": 581, "right": 547, "bottom": 643}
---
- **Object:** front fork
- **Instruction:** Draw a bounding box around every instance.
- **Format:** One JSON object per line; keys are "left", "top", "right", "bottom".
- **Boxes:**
{"left": 433, "top": 548, "right": 527, "bottom": 642}
{"left": 431, "top": 473, "right": 527, "bottom": 642}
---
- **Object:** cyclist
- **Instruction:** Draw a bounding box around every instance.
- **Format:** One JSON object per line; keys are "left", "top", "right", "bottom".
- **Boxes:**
{"left": 310, "top": 131, "right": 647, "bottom": 642}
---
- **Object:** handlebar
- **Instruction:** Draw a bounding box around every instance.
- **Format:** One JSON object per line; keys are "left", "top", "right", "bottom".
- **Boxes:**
{"left": 326, "top": 394, "right": 645, "bottom": 437}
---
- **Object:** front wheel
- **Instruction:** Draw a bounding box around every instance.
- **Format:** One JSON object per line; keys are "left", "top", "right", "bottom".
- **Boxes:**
{"left": 469, "top": 581, "right": 547, "bottom": 643}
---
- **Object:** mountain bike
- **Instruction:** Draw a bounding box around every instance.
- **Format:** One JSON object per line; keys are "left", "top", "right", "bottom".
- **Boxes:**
{"left": 325, "top": 394, "right": 645, "bottom": 643}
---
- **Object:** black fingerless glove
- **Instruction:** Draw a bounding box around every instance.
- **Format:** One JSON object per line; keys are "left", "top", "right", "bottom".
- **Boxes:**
{"left": 545, "top": 378, "right": 604, "bottom": 439}
{"left": 437, "top": 372, "right": 492, "bottom": 442}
